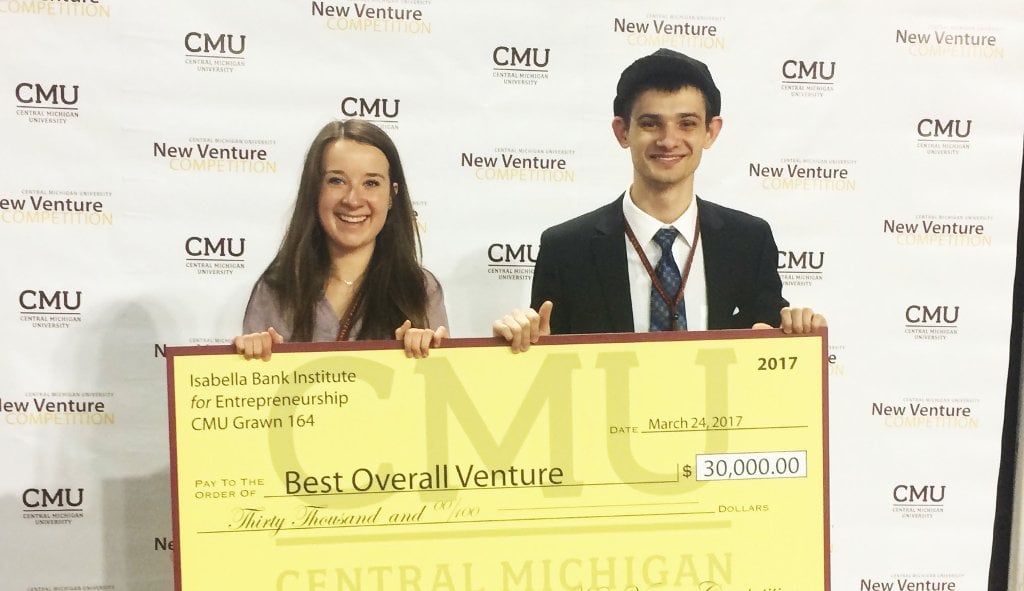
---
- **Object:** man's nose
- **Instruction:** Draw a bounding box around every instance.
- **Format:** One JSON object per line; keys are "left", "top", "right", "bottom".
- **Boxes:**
{"left": 657, "top": 126, "right": 683, "bottom": 148}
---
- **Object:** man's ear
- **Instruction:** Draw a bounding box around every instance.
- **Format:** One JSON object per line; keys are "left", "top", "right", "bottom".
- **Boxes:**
{"left": 704, "top": 116, "right": 724, "bottom": 148}
{"left": 611, "top": 117, "right": 630, "bottom": 148}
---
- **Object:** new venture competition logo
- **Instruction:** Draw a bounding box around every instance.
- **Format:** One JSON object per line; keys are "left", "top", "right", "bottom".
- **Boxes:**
{"left": 152, "top": 136, "right": 278, "bottom": 174}
{"left": 827, "top": 344, "right": 845, "bottom": 378}
{"left": 154, "top": 337, "right": 231, "bottom": 359}
{"left": 2, "top": 391, "right": 115, "bottom": 427}
{"left": 915, "top": 117, "right": 972, "bottom": 156}
{"left": 183, "top": 31, "right": 247, "bottom": 73}
{"left": 882, "top": 214, "right": 992, "bottom": 247}
{"left": 21, "top": 486, "right": 86, "bottom": 526}
{"left": 776, "top": 248, "right": 825, "bottom": 288}
{"left": 0, "top": 0, "right": 111, "bottom": 18}
{"left": 18, "top": 289, "right": 83, "bottom": 329}
{"left": 748, "top": 158, "right": 857, "bottom": 192}
{"left": 310, "top": 0, "right": 433, "bottom": 35}
{"left": 860, "top": 573, "right": 963, "bottom": 591}
{"left": 155, "top": 535, "right": 175, "bottom": 552}
{"left": 779, "top": 59, "right": 837, "bottom": 98}
{"left": 1, "top": 188, "right": 113, "bottom": 226}
{"left": 491, "top": 45, "right": 551, "bottom": 87}
{"left": 890, "top": 483, "right": 947, "bottom": 519}
{"left": 486, "top": 242, "right": 538, "bottom": 282}
{"left": 184, "top": 236, "right": 247, "bottom": 276}
{"left": 411, "top": 202, "right": 427, "bottom": 235}
{"left": 14, "top": 81, "right": 80, "bottom": 124}
{"left": 870, "top": 396, "right": 978, "bottom": 430}
{"left": 340, "top": 95, "right": 401, "bottom": 130}
{"left": 460, "top": 146, "right": 576, "bottom": 183}
{"left": 895, "top": 25, "right": 1004, "bottom": 58}
{"left": 613, "top": 11, "right": 725, "bottom": 50}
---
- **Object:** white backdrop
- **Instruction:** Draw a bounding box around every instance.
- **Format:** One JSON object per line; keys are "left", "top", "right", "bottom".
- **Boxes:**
{"left": 1, "top": 0, "right": 1022, "bottom": 589}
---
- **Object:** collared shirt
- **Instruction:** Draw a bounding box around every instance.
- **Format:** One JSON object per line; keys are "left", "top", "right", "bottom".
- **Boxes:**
{"left": 622, "top": 189, "right": 708, "bottom": 332}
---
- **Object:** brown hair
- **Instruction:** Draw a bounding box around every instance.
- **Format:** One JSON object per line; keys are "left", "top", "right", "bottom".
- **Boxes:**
{"left": 261, "top": 119, "right": 427, "bottom": 340}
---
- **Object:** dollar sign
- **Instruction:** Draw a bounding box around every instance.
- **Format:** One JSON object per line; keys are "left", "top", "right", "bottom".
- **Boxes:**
{"left": 681, "top": 464, "right": 693, "bottom": 478}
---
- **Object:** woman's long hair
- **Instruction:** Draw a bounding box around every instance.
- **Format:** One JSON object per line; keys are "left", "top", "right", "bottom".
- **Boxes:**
{"left": 261, "top": 119, "right": 427, "bottom": 341}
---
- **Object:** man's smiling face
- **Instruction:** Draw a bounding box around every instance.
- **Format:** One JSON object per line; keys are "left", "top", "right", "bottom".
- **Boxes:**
{"left": 613, "top": 86, "right": 722, "bottom": 192}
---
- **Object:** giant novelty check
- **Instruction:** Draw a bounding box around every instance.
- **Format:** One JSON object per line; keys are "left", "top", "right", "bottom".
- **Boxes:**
{"left": 167, "top": 330, "right": 829, "bottom": 591}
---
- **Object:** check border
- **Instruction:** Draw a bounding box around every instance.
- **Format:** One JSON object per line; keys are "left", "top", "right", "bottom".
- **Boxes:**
{"left": 166, "top": 327, "right": 830, "bottom": 591}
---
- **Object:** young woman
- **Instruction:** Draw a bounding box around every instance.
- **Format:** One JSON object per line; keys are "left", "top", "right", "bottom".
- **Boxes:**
{"left": 235, "top": 119, "right": 447, "bottom": 360}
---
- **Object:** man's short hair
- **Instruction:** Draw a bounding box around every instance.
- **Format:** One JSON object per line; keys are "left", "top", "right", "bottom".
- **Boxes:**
{"left": 613, "top": 48, "right": 722, "bottom": 123}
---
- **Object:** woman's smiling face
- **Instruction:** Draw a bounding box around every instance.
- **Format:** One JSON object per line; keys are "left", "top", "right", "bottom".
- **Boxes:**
{"left": 317, "top": 139, "right": 396, "bottom": 259}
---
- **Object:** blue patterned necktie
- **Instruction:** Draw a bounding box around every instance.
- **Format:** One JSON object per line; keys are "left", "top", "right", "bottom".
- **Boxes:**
{"left": 649, "top": 227, "right": 687, "bottom": 331}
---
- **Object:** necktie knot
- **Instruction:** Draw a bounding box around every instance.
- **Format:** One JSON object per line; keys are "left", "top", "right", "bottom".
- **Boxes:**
{"left": 653, "top": 227, "right": 678, "bottom": 255}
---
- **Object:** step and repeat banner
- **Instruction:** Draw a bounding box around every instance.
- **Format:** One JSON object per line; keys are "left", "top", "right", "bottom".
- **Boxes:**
{"left": 1, "top": 1, "right": 1022, "bottom": 590}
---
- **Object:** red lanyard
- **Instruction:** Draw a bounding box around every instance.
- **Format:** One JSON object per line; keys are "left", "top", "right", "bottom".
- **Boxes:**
{"left": 623, "top": 216, "right": 700, "bottom": 331}
{"left": 335, "top": 287, "right": 366, "bottom": 341}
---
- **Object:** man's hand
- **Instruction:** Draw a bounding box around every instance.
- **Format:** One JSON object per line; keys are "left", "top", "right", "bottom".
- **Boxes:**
{"left": 753, "top": 307, "right": 827, "bottom": 334}
{"left": 492, "top": 300, "right": 553, "bottom": 353}
{"left": 395, "top": 320, "right": 448, "bottom": 359}
{"left": 233, "top": 327, "right": 284, "bottom": 361}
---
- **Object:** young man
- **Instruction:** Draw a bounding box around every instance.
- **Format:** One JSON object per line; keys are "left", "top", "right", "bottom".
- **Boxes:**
{"left": 494, "top": 49, "right": 825, "bottom": 351}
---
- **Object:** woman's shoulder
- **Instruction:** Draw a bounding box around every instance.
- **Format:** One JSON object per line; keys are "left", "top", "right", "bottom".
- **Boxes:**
{"left": 243, "top": 277, "right": 288, "bottom": 336}
{"left": 419, "top": 267, "right": 448, "bottom": 330}
{"left": 247, "top": 277, "right": 282, "bottom": 305}
{"left": 421, "top": 267, "right": 443, "bottom": 290}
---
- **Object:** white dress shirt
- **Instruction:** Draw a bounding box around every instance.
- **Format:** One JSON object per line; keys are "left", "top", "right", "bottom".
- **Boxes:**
{"left": 622, "top": 189, "right": 708, "bottom": 332}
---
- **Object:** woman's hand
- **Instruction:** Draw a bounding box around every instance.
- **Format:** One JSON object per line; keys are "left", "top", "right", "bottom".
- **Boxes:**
{"left": 233, "top": 327, "right": 284, "bottom": 361}
{"left": 395, "top": 320, "right": 448, "bottom": 358}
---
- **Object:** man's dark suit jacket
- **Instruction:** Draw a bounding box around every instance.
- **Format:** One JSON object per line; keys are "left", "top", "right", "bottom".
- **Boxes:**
{"left": 530, "top": 195, "right": 788, "bottom": 334}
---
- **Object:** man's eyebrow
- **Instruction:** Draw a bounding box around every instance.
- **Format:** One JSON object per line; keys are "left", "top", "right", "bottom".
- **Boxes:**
{"left": 634, "top": 111, "right": 703, "bottom": 120}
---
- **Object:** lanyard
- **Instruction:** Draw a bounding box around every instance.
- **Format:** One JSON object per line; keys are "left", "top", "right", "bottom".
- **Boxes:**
{"left": 335, "top": 287, "right": 366, "bottom": 341}
{"left": 623, "top": 216, "right": 700, "bottom": 331}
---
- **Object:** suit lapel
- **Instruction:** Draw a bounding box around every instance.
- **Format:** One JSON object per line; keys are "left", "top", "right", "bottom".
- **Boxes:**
{"left": 591, "top": 195, "right": 634, "bottom": 332}
{"left": 697, "top": 198, "right": 733, "bottom": 329}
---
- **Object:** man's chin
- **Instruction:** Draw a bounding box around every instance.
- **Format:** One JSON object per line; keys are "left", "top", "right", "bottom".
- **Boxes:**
{"left": 642, "top": 172, "right": 688, "bottom": 189}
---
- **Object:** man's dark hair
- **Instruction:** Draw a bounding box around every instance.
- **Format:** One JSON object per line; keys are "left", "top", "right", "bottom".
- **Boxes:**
{"left": 613, "top": 48, "right": 721, "bottom": 123}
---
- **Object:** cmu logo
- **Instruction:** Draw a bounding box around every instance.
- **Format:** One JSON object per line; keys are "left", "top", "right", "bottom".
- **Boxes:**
{"left": 23, "top": 488, "right": 84, "bottom": 508}
{"left": 184, "top": 32, "right": 246, "bottom": 55}
{"left": 781, "top": 60, "right": 835, "bottom": 81}
{"left": 917, "top": 119, "right": 972, "bottom": 138}
{"left": 492, "top": 46, "right": 550, "bottom": 68}
{"left": 185, "top": 237, "right": 245, "bottom": 258}
{"left": 15, "top": 83, "right": 79, "bottom": 106}
{"left": 19, "top": 290, "right": 81, "bottom": 311}
{"left": 893, "top": 484, "right": 946, "bottom": 503}
{"left": 341, "top": 97, "right": 400, "bottom": 119}
{"left": 777, "top": 250, "right": 824, "bottom": 270}
{"left": 488, "top": 243, "right": 538, "bottom": 264}
{"left": 905, "top": 305, "right": 959, "bottom": 325}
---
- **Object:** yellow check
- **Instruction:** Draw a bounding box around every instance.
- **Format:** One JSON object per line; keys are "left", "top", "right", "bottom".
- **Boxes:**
{"left": 167, "top": 330, "right": 829, "bottom": 591}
